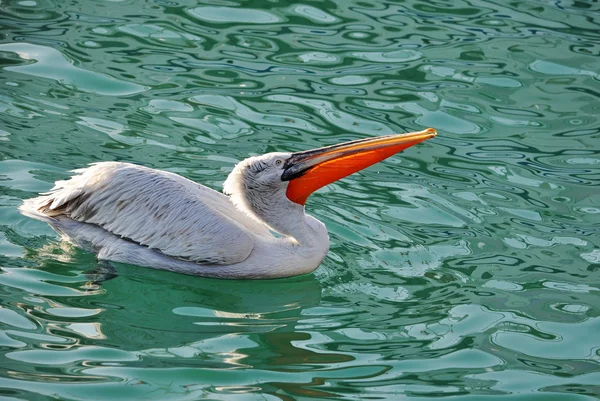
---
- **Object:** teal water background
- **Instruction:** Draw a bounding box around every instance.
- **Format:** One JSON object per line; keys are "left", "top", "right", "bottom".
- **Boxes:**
{"left": 1, "top": 0, "right": 599, "bottom": 399}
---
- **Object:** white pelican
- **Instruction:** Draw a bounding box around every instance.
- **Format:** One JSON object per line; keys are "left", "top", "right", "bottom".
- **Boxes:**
{"left": 20, "top": 128, "right": 436, "bottom": 279}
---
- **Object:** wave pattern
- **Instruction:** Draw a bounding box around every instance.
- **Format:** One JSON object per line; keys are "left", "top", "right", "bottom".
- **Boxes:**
{"left": 1, "top": 0, "right": 599, "bottom": 399}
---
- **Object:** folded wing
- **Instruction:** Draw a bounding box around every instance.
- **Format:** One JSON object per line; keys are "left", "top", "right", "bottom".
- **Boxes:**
{"left": 27, "top": 162, "right": 265, "bottom": 264}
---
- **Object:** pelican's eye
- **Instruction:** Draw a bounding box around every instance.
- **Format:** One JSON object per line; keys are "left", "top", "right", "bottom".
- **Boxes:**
{"left": 275, "top": 159, "right": 283, "bottom": 167}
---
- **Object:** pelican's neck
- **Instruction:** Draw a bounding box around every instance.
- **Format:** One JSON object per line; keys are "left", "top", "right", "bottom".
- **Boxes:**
{"left": 266, "top": 201, "right": 325, "bottom": 246}
{"left": 243, "top": 191, "right": 324, "bottom": 246}
{"left": 223, "top": 172, "right": 316, "bottom": 242}
{"left": 222, "top": 165, "right": 329, "bottom": 266}
{"left": 226, "top": 188, "right": 330, "bottom": 276}
{"left": 255, "top": 203, "right": 330, "bottom": 277}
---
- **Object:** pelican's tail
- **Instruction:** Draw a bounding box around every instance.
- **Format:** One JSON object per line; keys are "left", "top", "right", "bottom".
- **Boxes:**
{"left": 19, "top": 196, "right": 59, "bottom": 224}
{"left": 18, "top": 164, "right": 100, "bottom": 222}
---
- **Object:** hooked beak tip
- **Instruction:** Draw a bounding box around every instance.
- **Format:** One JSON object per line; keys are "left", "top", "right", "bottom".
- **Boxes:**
{"left": 424, "top": 127, "right": 437, "bottom": 137}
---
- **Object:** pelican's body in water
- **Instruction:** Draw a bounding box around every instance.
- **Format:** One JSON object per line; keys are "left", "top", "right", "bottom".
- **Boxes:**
{"left": 20, "top": 128, "right": 436, "bottom": 279}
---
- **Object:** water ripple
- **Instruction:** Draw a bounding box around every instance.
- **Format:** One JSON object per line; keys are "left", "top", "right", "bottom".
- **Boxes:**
{"left": 0, "top": 43, "right": 147, "bottom": 96}
{"left": 1, "top": 0, "right": 599, "bottom": 399}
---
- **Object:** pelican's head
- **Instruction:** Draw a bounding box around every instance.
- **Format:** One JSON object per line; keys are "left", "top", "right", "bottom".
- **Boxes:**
{"left": 224, "top": 128, "right": 437, "bottom": 231}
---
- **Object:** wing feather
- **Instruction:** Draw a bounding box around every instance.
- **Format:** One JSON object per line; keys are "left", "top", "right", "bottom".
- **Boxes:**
{"left": 29, "top": 162, "right": 264, "bottom": 264}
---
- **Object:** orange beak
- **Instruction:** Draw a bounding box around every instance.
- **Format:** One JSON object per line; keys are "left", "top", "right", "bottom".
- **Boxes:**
{"left": 281, "top": 128, "right": 437, "bottom": 205}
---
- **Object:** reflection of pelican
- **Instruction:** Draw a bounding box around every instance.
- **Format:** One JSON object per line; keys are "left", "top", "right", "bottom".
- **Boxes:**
{"left": 30, "top": 261, "right": 323, "bottom": 358}
{"left": 87, "top": 266, "right": 324, "bottom": 351}
{"left": 20, "top": 129, "right": 436, "bottom": 279}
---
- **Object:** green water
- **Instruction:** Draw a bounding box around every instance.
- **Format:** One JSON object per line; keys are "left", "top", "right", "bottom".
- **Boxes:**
{"left": 1, "top": 0, "right": 599, "bottom": 399}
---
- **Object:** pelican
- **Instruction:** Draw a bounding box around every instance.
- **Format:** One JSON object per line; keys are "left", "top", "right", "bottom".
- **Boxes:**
{"left": 20, "top": 128, "right": 436, "bottom": 279}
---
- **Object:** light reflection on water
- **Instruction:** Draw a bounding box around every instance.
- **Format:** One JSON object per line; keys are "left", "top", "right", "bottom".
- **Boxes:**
{"left": 1, "top": 0, "right": 599, "bottom": 399}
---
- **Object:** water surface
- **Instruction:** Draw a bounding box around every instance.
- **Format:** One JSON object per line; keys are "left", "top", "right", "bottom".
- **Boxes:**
{"left": 1, "top": 0, "right": 599, "bottom": 399}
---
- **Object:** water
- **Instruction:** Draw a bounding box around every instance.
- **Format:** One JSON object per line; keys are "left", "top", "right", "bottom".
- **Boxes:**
{"left": 1, "top": 0, "right": 599, "bottom": 399}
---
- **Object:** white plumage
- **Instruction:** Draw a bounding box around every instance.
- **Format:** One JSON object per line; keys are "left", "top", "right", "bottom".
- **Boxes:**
{"left": 32, "top": 162, "right": 264, "bottom": 264}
